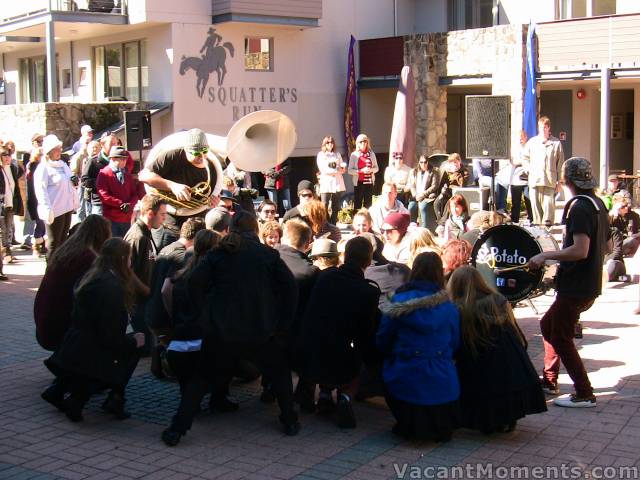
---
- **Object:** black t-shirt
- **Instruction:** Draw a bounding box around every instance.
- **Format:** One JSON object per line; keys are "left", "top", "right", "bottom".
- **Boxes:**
{"left": 556, "top": 194, "right": 610, "bottom": 297}
{"left": 148, "top": 148, "right": 213, "bottom": 190}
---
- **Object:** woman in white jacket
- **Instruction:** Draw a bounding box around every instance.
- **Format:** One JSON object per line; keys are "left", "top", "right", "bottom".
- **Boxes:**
{"left": 34, "top": 134, "right": 79, "bottom": 259}
{"left": 316, "top": 136, "right": 346, "bottom": 224}
{"left": 348, "top": 133, "right": 379, "bottom": 209}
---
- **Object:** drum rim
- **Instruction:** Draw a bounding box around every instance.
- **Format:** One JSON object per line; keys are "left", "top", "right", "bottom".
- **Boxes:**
{"left": 470, "top": 223, "right": 544, "bottom": 303}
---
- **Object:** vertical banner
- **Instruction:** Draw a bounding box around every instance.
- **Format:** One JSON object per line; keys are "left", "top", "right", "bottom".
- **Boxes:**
{"left": 524, "top": 22, "right": 538, "bottom": 140}
{"left": 343, "top": 35, "right": 359, "bottom": 157}
{"left": 389, "top": 66, "right": 416, "bottom": 167}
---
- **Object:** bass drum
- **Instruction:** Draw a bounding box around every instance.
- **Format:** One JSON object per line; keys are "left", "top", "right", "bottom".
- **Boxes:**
{"left": 470, "top": 224, "right": 559, "bottom": 303}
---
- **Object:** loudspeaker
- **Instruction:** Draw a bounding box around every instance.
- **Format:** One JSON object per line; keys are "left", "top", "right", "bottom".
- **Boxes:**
{"left": 452, "top": 187, "right": 490, "bottom": 216}
{"left": 124, "top": 110, "right": 152, "bottom": 151}
{"left": 465, "top": 95, "right": 510, "bottom": 159}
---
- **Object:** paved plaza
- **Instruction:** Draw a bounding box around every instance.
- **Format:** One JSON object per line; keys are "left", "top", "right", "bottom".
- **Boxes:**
{"left": 1, "top": 250, "right": 640, "bottom": 480}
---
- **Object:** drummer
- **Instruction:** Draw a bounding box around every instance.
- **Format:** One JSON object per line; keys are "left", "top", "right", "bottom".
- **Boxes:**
{"left": 529, "top": 157, "right": 610, "bottom": 409}
{"left": 139, "top": 128, "right": 220, "bottom": 236}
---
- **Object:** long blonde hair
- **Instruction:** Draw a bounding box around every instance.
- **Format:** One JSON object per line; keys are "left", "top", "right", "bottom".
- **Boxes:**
{"left": 408, "top": 228, "right": 441, "bottom": 267}
{"left": 447, "top": 265, "right": 524, "bottom": 356}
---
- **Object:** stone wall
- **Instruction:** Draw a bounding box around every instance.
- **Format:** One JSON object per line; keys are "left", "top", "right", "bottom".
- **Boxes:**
{"left": 404, "top": 24, "right": 527, "bottom": 157}
{"left": 0, "top": 102, "right": 141, "bottom": 153}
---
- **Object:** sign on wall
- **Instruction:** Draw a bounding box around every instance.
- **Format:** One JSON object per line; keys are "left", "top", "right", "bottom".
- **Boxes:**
{"left": 178, "top": 27, "right": 298, "bottom": 122}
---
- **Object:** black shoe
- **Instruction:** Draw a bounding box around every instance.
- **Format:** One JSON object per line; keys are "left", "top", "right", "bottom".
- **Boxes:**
{"left": 64, "top": 395, "right": 85, "bottom": 422}
{"left": 316, "top": 395, "right": 336, "bottom": 415}
{"left": 102, "top": 392, "right": 131, "bottom": 420}
{"left": 336, "top": 395, "right": 356, "bottom": 429}
{"left": 209, "top": 396, "right": 239, "bottom": 413}
{"left": 41, "top": 384, "right": 66, "bottom": 412}
{"left": 19, "top": 243, "right": 32, "bottom": 251}
{"left": 0, "top": 273, "right": 7, "bottom": 281}
{"left": 279, "top": 415, "right": 301, "bottom": 436}
{"left": 161, "top": 427, "right": 182, "bottom": 446}
{"left": 260, "top": 386, "right": 276, "bottom": 404}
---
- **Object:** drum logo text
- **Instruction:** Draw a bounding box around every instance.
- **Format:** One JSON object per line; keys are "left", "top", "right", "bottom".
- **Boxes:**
{"left": 476, "top": 245, "right": 528, "bottom": 267}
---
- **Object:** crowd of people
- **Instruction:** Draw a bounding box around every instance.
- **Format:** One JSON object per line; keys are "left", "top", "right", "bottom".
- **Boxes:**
{"left": 0, "top": 120, "right": 617, "bottom": 445}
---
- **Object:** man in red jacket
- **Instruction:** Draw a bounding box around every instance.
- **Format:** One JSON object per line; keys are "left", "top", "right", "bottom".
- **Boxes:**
{"left": 97, "top": 146, "right": 141, "bottom": 237}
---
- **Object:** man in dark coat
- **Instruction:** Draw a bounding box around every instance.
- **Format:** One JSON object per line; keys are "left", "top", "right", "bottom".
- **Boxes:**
{"left": 274, "top": 219, "right": 319, "bottom": 411}
{"left": 124, "top": 194, "right": 167, "bottom": 354}
{"left": 0, "top": 147, "right": 24, "bottom": 266}
{"left": 302, "top": 236, "right": 380, "bottom": 428}
{"left": 187, "top": 211, "right": 300, "bottom": 436}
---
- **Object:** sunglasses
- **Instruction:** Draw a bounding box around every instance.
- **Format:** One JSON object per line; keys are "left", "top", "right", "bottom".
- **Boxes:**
{"left": 299, "top": 193, "right": 313, "bottom": 198}
{"left": 380, "top": 228, "right": 397, "bottom": 234}
{"left": 188, "top": 147, "right": 209, "bottom": 156}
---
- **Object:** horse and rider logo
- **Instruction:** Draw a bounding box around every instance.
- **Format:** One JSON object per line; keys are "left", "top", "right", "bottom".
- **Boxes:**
{"left": 180, "top": 28, "right": 235, "bottom": 98}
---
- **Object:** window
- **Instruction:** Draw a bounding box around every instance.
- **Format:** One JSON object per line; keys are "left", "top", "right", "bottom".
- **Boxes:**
{"left": 94, "top": 39, "right": 147, "bottom": 101}
{"left": 448, "top": 0, "right": 495, "bottom": 30}
{"left": 62, "top": 69, "right": 71, "bottom": 89}
{"left": 78, "top": 67, "right": 88, "bottom": 87}
{"left": 557, "top": 0, "right": 616, "bottom": 19}
{"left": 244, "top": 37, "right": 273, "bottom": 71}
{"left": 19, "top": 56, "right": 47, "bottom": 103}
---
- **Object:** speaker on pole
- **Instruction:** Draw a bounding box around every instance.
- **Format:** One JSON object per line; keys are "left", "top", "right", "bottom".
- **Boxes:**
{"left": 465, "top": 95, "right": 510, "bottom": 159}
{"left": 124, "top": 110, "right": 152, "bottom": 151}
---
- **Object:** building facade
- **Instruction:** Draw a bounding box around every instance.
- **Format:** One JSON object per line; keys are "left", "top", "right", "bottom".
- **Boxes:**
{"left": 1, "top": 0, "right": 639, "bottom": 187}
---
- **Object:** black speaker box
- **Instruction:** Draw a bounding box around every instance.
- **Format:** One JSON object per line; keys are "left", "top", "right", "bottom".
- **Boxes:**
{"left": 124, "top": 110, "right": 152, "bottom": 151}
{"left": 465, "top": 95, "right": 510, "bottom": 159}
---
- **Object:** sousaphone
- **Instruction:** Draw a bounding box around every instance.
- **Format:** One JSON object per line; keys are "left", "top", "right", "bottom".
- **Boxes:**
{"left": 144, "top": 110, "right": 297, "bottom": 216}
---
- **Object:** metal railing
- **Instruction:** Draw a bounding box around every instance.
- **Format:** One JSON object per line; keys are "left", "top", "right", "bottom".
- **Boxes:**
{"left": 50, "top": 0, "right": 127, "bottom": 15}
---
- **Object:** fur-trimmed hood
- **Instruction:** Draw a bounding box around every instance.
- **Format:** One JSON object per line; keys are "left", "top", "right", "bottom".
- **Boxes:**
{"left": 382, "top": 289, "right": 450, "bottom": 318}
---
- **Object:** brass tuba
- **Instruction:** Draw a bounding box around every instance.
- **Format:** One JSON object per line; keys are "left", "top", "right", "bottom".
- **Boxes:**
{"left": 144, "top": 110, "right": 297, "bottom": 216}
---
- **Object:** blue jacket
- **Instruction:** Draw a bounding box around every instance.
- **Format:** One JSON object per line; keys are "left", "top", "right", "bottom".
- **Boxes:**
{"left": 377, "top": 281, "right": 460, "bottom": 406}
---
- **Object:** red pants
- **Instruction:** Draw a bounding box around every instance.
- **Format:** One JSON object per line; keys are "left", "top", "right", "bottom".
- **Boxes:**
{"left": 540, "top": 295, "right": 595, "bottom": 397}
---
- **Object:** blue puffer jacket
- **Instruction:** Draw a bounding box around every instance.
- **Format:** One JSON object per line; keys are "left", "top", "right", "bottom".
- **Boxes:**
{"left": 377, "top": 281, "right": 460, "bottom": 406}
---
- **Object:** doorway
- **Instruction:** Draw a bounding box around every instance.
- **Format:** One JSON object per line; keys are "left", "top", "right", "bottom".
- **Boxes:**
{"left": 540, "top": 90, "right": 573, "bottom": 158}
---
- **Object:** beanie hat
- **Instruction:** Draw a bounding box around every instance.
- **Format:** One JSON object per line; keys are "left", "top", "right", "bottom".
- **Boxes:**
{"left": 186, "top": 128, "right": 208, "bottom": 152}
{"left": 382, "top": 212, "right": 410, "bottom": 236}
{"left": 297, "top": 180, "right": 314, "bottom": 195}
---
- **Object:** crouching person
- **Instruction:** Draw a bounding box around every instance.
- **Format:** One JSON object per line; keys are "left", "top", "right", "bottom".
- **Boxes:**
{"left": 377, "top": 252, "right": 460, "bottom": 442}
{"left": 303, "top": 236, "right": 381, "bottom": 428}
{"left": 161, "top": 229, "right": 239, "bottom": 447}
{"left": 188, "top": 211, "right": 301, "bottom": 436}
{"left": 44, "top": 238, "right": 145, "bottom": 422}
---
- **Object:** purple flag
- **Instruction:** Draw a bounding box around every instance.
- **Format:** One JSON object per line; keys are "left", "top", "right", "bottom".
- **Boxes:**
{"left": 343, "top": 35, "right": 359, "bottom": 156}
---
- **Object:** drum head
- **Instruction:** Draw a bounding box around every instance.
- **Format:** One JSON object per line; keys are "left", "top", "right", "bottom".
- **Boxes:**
{"left": 471, "top": 224, "right": 544, "bottom": 303}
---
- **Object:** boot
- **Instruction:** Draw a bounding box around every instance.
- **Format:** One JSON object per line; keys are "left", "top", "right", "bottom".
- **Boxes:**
{"left": 41, "top": 381, "right": 66, "bottom": 412}
{"left": 102, "top": 391, "right": 131, "bottom": 420}
{"left": 64, "top": 393, "right": 88, "bottom": 422}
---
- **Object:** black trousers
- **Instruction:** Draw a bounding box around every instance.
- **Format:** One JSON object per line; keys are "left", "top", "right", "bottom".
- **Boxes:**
{"left": 354, "top": 184, "right": 374, "bottom": 210}
{"left": 510, "top": 185, "right": 533, "bottom": 224}
{"left": 45, "top": 212, "right": 72, "bottom": 260}
{"left": 321, "top": 192, "right": 342, "bottom": 224}
{"left": 433, "top": 191, "right": 451, "bottom": 226}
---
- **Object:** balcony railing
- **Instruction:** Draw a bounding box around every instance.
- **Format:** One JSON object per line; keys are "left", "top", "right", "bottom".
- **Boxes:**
{"left": 50, "top": 0, "right": 127, "bottom": 15}
{"left": 0, "top": 0, "right": 127, "bottom": 23}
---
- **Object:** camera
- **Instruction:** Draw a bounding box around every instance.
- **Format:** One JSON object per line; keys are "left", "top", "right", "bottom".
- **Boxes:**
{"left": 70, "top": 175, "right": 79, "bottom": 187}
{"left": 328, "top": 161, "right": 337, "bottom": 169}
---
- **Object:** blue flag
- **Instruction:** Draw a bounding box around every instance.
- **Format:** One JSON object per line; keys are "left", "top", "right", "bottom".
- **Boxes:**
{"left": 524, "top": 22, "right": 537, "bottom": 140}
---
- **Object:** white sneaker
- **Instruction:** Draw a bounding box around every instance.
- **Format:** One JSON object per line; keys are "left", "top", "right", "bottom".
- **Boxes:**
{"left": 554, "top": 394, "right": 596, "bottom": 408}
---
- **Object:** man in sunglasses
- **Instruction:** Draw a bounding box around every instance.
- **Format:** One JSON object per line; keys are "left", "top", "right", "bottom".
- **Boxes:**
{"left": 139, "top": 128, "right": 220, "bottom": 247}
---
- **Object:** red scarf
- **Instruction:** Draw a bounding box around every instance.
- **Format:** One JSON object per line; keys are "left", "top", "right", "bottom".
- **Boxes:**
{"left": 357, "top": 150, "right": 373, "bottom": 184}
{"left": 275, "top": 164, "right": 284, "bottom": 190}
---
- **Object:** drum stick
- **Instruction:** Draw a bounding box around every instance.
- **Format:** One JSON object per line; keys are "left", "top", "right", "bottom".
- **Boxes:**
{"left": 494, "top": 265, "right": 530, "bottom": 274}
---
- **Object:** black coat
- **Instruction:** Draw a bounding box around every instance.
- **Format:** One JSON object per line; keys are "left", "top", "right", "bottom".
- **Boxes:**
{"left": 145, "top": 240, "right": 189, "bottom": 331}
{"left": 276, "top": 244, "right": 319, "bottom": 337}
{"left": 25, "top": 160, "right": 39, "bottom": 220}
{"left": 0, "top": 163, "right": 24, "bottom": 217}
{"left": 188, "top": 232, "right": 298, "bottom": 344}
{"left": 81, "top": 155, "right": 108, "bottom": 205}
{"left": 45, "top": 271, "right": 138, "bottom": 387}
{"left": 124, "top": 219, "right": 157, "bottom": 287}
{"left": 302, "top": 264, "right": 380, "bottom": 385}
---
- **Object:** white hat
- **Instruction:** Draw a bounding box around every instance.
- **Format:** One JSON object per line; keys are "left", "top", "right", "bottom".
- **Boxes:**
{"left": 42, "top": 134, "right": 63, "bottom": 155}
{"left": 80, "top": 124, "right": 93, "bottom": 135}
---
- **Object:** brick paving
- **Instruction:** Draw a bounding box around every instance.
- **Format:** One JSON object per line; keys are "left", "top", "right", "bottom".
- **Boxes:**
{"left": 1, "top": 249, "right": 640, "bottom": 480}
